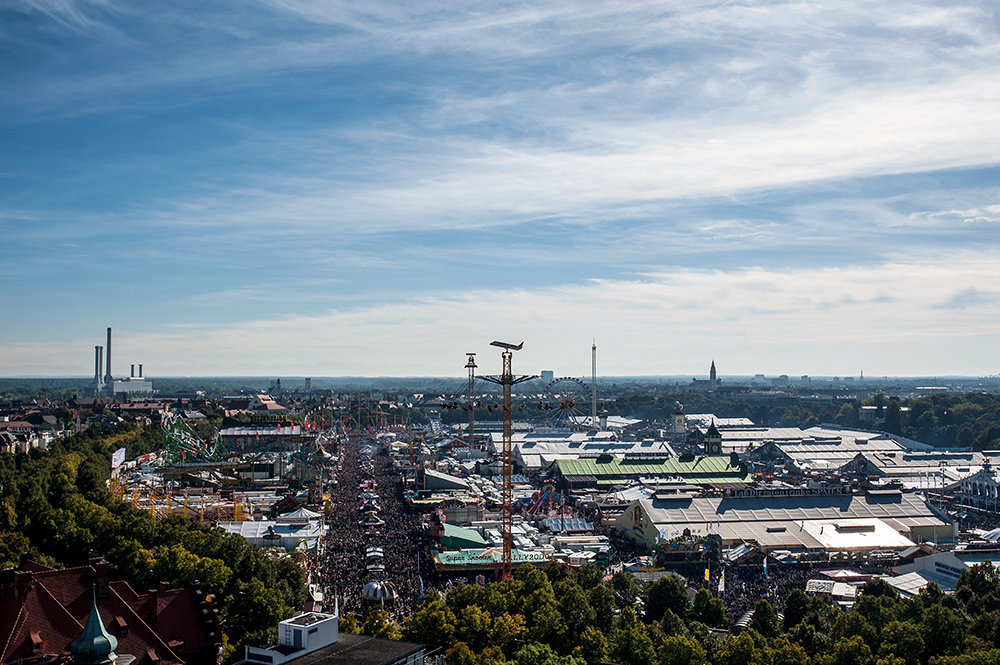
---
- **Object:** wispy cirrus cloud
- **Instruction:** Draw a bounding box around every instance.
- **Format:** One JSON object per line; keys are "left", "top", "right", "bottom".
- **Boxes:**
{"left": 2, "top": 0, "right": 1000, "bottom": 375}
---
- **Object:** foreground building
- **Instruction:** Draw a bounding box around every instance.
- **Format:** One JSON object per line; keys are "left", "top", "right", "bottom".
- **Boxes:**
{"left": 241, "top": 612, "right": 436, "bottom": 665}
{"left": 0, "top": 558, "right": 223, "bottom": 665}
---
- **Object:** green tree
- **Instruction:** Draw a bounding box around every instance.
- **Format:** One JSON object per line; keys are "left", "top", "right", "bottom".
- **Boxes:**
{"left": 784, "top": 589, "right": 811, "bottom": 631}
{"left": 454, "top": 604, "right": 492, "bottom": 652}
{"left": 750, "top": 600, "right": 782, "bottom": 639}
{"left": 658, "top": 635, "right": 707, "bottom": 665}
{"left": 529, "top": 601, "right": 568, "bottom": 651}
{"left": 921, "top": 604, "right": 966, "bottom": 660}
{"left": 362, "top": 609, "right": 402, "bottom": 640}
{"left": 338, "top": 614, "right": 360, "bottom": 635}
{"left": 573, "top": 626, "right": 608, "bottom": 665}
{"left": 717, "top": 632, "right": 759, "bottom": 665}
{"left": 692, "top": 588, "right": 726, "bottom": 627}
{"left": 589, "top": 583, "right": 616, "bottom": 633}
{"left": 790, "top": 622, "right": 829, "bottom": 658}
{"left": 762, "top": 637, "right": 809, "bottom": 665}
{"left": 195, "top": 556, "right": 233, "bottom": 598}
{"left": 660, "top": 609, "right": 689, "bottom": 638}
{"left": 956, "top": 562, "right": 1000, "bottom": 616}
{"left": 556, "top": 581, "right": 597, "bottom": 641}
{"left": 577, "top": 563, "right": 603, "bottom": 590}
{"left": 445, "top": 641, "right": 477, "bottom": 665}
{"left": 831, "top": 635, "right": 873, "bottom": 665}
{"left": 488, "top": 612, "right": 527, "bottom": 657}
{"left": 883, "top": 399, "right": 902, "bottom": 434}
{"left": 878, "top": 620, "right": 923, "bottom": 665}
{"left": 613, "top": 570, "right": 641, "bottom": 610}
{"left": 512, "top": 642, "right": 585, "bottom": 665}
{"left": 610, "top": 607, "right": 657, "bottom": 665}
{"left": 645, "top": 575, "right": 691, "bottom": 623}
{"left": 545, "top": 560, "right": 573, "bottom": 583}
{"left": 403, "top": 599, "right": 455, "bottom": 646}
{"left": 861, "top": 578, "right": 900, "bottom": 599}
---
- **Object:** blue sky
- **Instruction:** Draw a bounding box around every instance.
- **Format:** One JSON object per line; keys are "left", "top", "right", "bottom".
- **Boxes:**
{"left": 1, "top": 0, "right": 999, "bottom": 378}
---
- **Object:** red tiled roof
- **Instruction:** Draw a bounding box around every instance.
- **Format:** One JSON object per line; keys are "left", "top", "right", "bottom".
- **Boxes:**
{"left": 0, "top": 561, "right": 221, "bottom": 665}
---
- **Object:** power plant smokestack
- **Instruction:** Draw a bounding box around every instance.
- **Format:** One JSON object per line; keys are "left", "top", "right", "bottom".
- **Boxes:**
{"left": 105, "top": 327, "right": 113, "bottom": 382}
{"left": 131, "top": 364, "right": 135, "bottom": 378}
{"left": 139, "top": 364, "right": 143, "bottom": 378}
{"left": 95, "top": 346, "right": 102, "bottom": 382}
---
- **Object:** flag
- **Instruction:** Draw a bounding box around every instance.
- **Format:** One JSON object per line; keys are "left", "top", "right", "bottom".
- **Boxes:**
{"left": 111, "top": 447, "right": 126, "bottom": 468}
{"left": 763, "top": 557, "right": 769, "bottom": 578}
{"left": 718, "top": 570, "right": 725, "bottom": 594}
{"left": 704, "top": 567, "right": 710, "bottom": 582}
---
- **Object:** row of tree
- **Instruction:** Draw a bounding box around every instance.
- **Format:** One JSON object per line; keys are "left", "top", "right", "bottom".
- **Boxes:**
{"left": 388, "top": 559, "right": 1000, "bottom": 665}
{"left": 600, "top": 389, "right": 1000, "bottom": 450}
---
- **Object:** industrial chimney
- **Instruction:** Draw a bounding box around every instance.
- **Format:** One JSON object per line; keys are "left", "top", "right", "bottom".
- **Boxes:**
{"left": 94, "top": 346, "right": 102, "bottom": 382}
{"left": 131, "top": 364, "right": 135, "bottom": 378}
{"left": 105, "top": 327, "right": 113, "bottom": 382}
{"left": 139, "top": 364, "right": 143, "bottom": 378}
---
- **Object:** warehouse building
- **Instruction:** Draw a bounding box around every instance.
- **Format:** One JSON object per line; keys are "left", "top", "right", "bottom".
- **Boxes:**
{"left": 615, "top": 487, "right": 955, "bottom": 553}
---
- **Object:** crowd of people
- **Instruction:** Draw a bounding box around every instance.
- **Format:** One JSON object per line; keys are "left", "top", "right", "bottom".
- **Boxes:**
{"left": 717, "top": 563, "right": 813, "bottom": 624}
{"left": 319, "top": 436, "right": 426, "bottom": 620}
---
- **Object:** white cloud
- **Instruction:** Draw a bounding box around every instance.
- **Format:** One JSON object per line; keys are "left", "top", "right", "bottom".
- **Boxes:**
{"left": 6, "top": 250, "right": 995, "bottom": 377}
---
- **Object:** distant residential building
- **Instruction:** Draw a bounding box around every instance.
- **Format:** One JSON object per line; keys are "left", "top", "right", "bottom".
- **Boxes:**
{"left": 250, "top": 393, "right": 288, "bottom": 411}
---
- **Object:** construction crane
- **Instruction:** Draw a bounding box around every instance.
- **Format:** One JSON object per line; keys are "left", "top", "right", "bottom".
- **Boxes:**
{"left": 482, "top": 340, "right": 535, "bottom": 579}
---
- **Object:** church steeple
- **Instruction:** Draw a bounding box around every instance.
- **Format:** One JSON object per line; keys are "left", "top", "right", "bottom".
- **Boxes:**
{"left": 710, "top": 360, "right": 717, "bottom": 385}
{"left": 70, "top": 588, "right": 118, "bottom": 665}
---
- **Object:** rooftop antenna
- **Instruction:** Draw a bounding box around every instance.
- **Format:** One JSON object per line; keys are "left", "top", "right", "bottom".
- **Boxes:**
{"left": 482, "top": 340, "right": 535, "bottom": 579}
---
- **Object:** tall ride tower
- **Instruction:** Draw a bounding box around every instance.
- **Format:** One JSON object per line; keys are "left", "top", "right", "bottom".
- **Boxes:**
{"left": 591, "top": 342, "right": 598, "bottom": 428}
{"left": 482, "top": 341, "right": 534, "bottom": 579}
{"left": 465, "top": 353, "right": 477, "bottom": 450}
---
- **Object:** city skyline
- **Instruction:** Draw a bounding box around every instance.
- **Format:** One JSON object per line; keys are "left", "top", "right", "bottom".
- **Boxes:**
{"left": 2, "top": 1, "right": 999, "bottom": 377}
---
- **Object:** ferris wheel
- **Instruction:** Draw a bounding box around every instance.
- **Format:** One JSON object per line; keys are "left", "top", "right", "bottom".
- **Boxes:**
{"left": 542, "top": 377, "right": 594, "bottom": 428}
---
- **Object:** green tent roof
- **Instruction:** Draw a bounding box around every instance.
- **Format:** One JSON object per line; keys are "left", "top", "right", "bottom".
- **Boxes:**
{"left": 555, "top": 455, "right": 749, "bottom": 481}
{"left": 441, "top": 522, "right": 489, "bottom": 548}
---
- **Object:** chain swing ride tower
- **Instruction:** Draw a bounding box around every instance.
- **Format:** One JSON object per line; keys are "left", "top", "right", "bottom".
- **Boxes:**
{"left": 482, "top": 340, "right": 534, "bottom": 579}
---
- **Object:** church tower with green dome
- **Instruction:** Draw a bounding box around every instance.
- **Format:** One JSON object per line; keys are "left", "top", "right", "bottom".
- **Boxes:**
{"left": 69, "top": 589, "right": 118, "bottom": 665}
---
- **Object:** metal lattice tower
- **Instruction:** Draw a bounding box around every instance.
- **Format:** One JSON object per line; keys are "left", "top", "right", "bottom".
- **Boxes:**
{"left": 482, "top": 341, "right": 533, "bottom": 579}
{"left": 465, "top": 353, "right": 477, "bottom": 450}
